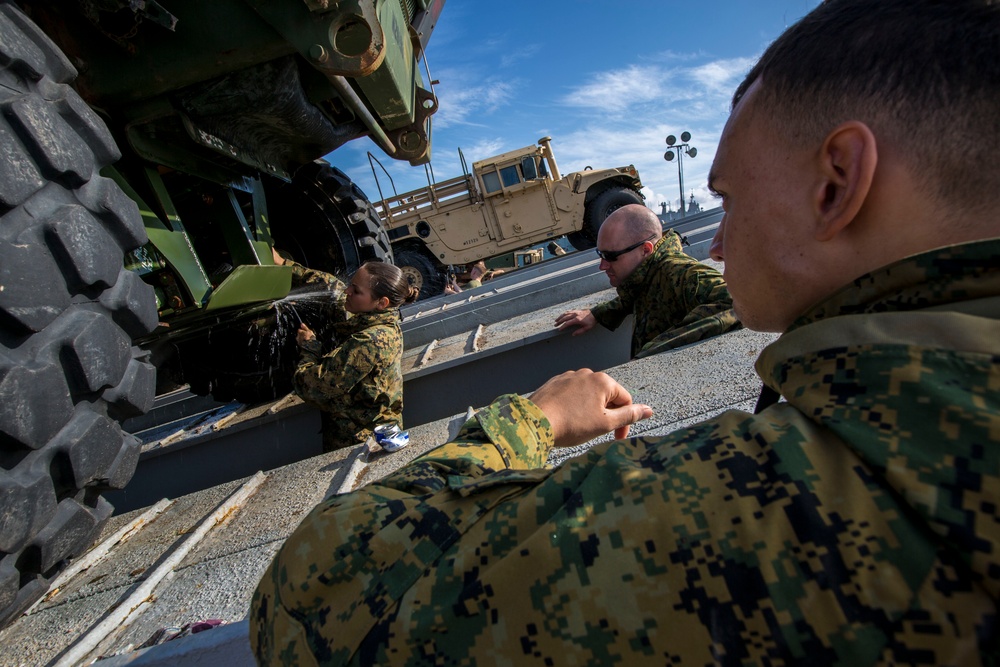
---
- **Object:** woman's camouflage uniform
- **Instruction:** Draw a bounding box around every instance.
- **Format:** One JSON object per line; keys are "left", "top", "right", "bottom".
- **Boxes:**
{"left": 286, "top": 261, "right": 404, "bottom": 450}
{"left": 591, "top": 230, "right": 742, "bottom": 357}
{"left": 253, "top": 239, "right": 999, "bottom": 665}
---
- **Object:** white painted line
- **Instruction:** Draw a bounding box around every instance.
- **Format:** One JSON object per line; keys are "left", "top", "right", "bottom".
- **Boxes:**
{"left": 469, "top": 324, "right": 484, "bottom": 353}
{"left": 336, "top": 450, "right": 368, "bottom": 496}
{"left": 53, "top": 471, "right": 268, "bottom": 667}
{"left": 26, "top": 498, "right": 174, "bottom": 615}
{"left": 267, "top": 392, "right": 299, "bottom": 414}
{"left": 418, "top": 339, "right": 438, "bottom": 367}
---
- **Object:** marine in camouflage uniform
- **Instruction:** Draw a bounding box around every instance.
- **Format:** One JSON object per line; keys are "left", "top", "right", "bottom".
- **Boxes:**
{"left": 590, "top": 230, "right": 742, "bottom": 358}
{"left": 286, "top": 260, "right": 404, "bottom": 451}
{"left": 251, "top": 238, "right": 1000, "bottom": 664}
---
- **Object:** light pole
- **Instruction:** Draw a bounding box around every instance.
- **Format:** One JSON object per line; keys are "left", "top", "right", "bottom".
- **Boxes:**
{"left": 664, "top": 132, "right": 697, "bottom": 217}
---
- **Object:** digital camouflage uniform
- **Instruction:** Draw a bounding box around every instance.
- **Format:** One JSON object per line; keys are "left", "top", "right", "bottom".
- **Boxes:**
{"left": 591, "top": 230, "right": 742, "bottom": 358}
{"left": 287, "top": 261, "right": 404, "bottom": 451}
{"left": 253, "top": 239, "right": 1000, "bottom": 665}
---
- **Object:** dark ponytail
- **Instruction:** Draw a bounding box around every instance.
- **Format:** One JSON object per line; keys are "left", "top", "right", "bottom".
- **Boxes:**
{"left": 362, "top": 261, "right": 419, "bottom": 307}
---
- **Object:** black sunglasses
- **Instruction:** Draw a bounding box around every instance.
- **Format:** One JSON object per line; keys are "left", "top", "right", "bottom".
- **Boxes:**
{"left": 595, "top": 236, "right": 655, "bottom": 262}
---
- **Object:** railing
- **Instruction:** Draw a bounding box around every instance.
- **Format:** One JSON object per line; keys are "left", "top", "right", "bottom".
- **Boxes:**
{"left": 375, "top": 174, "right": 477, "bottom": 224}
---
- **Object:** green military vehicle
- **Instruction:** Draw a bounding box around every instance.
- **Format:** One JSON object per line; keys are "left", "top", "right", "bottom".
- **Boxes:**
{"left": 376, "top": 136, "right": 645, "bottom": 298}
{"left": 0, "top": 0, "right": 443, "bottom": 627}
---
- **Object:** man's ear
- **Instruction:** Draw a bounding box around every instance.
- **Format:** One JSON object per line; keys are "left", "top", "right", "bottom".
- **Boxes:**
{"left": 813, "top": 121, "right": 877, "bottom": 242}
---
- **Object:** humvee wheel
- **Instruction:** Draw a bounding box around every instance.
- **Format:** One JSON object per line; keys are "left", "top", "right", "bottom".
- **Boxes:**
{"left": 0, "top": 3, "right": 157, "bottom": 628}
{"left": 581, "top": 186, "right": 646, "bottom": 242}
{"left": 400, "top": 265, "right": 424, "bottom": 293}
{"left": 394, "top": 247, "right": 444, "bottom": 300}
{"left": 566, "top": 231, "right": 595, "bottom": 252}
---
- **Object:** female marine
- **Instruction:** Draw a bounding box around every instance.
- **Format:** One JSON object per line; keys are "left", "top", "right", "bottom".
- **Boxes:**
{"left": 274, "top": 250, "right": 418, "bottom": 450}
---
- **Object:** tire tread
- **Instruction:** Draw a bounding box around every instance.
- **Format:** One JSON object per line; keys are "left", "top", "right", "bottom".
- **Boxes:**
{"left": 0, "top": 3, "right": 155, "bottom": 630}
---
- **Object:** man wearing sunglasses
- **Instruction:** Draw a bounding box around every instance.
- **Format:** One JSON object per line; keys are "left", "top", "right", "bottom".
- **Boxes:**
{"left": 555, "top": 204, "right": 740, "bottom": 358}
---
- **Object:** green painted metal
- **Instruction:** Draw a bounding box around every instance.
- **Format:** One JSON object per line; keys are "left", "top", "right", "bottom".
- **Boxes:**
{"left": 355, "top": 0, "right": 415, "bottom": 130}
{"left": 65, "top": 1, "right": 296, "bottom": 105}
{"left": 203, "top": 265, "right": 293, "bottom": 311}
{"left": 243, "top": 0, "right": 384, "bottom": 77}
{"left": 123, "top": 99, "right": 269, "bottom": 183}
{"left": 106, "top": 167, "right": 213, "bottom": 306}
{"left": 218, "top": 179, "right": 276, "bottom": 269}
{"left": 255, "top": 240, "right": 276, "bottom": 265}
{"left": 252, "top": 178, "right": 276, "bottom": 250}
{"left": 222, "top": 189, "right": 264, "bottom": 266}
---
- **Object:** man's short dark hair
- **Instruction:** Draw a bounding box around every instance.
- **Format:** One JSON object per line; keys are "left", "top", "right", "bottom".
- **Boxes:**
{"left": 735, "top": 0, "right": 1000, "bottom": 213}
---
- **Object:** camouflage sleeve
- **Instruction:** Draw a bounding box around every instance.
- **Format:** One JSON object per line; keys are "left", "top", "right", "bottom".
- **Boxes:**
{"left": 292, "top": 329, "right": 385, "bottom": 407}
{"left": 285, "top": 258, "right": 346, "bottom": 291}
{"left": 676, "top": 262, "right": 733, "bottom": 320}
{"left": 635, "top": 307, "right": 742, "bottom": 357}
{"left": 380, "top": 394, "right": 554, "bottom": 495}
{"left": 635, "top": 262, "right": 740, "bottom": 356}
{"left": 250, "top": 395, "right": 555, "bottom": 666}
{"left": 283, "top": 259, "right": 348, "bottom": 326}
{"left": 296, "top": 337, "right": 323, "bottom": 365}
{"left": 591, "top": 294, "right": 631, "bottom": 331}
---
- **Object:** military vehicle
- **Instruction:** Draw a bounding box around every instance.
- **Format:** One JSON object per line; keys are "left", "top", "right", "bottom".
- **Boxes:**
{"left": 375, "top": 136, "right": 644, "bottom": 298}
{"left": 0, "top": 0, "right": 443, "bottom": 627}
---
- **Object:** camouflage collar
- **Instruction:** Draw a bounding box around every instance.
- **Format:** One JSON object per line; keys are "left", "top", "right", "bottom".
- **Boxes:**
{"left": 787, "top": 237, "right": 1000, "bottom": 333}
{"left": 338, "top": 307, "right": 400, "bottom": 334}
{"left": 614, "top": 230, "right": 685, "bottom": 299}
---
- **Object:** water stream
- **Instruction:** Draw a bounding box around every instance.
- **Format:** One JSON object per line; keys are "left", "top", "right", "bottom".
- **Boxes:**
{"left": 245, "top": 285, "right": 346, "bottom": 387}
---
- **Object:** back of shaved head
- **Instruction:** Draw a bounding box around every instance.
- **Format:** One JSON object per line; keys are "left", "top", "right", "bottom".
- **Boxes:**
{"left": 602, "top": 204, "right": 662, "bottom": 245}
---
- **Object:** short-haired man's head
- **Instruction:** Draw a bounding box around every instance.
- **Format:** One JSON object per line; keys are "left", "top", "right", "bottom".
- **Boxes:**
{"left": 469, "top": 261, "right": 488, "bottom": 280}
{"left": 603, "top": 204, "right": 662, "bottom": 246}
{"left": 735, "top": 0, "right": 1000, "bottom": 212}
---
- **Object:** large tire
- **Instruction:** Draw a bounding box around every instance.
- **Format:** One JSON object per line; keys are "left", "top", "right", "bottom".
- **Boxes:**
{"left": 176, "top": 162, "right": 392, "bottom": 405}
{"left": 0, "top": 3, "right": 158, "bottom": 629}
{"left": 566, "top": 231, "right": 595, "bottom": 252}
{"left": 580, "top": 186, "right": 645, "bottom": 243}
{"left": 393, "top": 246, "right": 444, "bottom": 300}
{"left": 268, "top": 161, "right": 392, "bottom": 276}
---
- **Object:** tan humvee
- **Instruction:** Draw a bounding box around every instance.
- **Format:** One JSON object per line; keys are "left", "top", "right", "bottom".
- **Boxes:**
{"left": 375, "top": 137, "right": 644, "bottom": 298}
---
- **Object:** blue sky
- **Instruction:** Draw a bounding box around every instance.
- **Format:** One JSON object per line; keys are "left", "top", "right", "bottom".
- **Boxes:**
{"left": 334, "top": 1, "right": 822, "bottom": 214}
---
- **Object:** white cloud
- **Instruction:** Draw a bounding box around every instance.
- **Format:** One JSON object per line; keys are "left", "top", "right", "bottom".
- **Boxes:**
{"left": 560, "top": 65, "right": 666, "bottom": 112}
{"left": 501, "top": 44, "right": 542, "bottom": 68}
{"left": 531, "top": 53, "right": 756, "bottom": 215}
{"left": 645, "top": 49, "right": 704, "bottom": 63}
{"left": 340, "top": 49, "right": 750, "bottom": 220}
{"left": 688, "top": 57, "right": 756, "bottom": 95}
{"left": 433, "top": 76, "right": 518, "bottom": 128}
